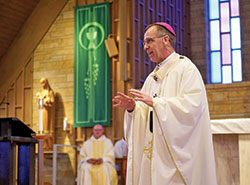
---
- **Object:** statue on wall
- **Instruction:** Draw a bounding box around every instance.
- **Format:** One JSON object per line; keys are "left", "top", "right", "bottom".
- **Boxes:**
{"left": 36, "top": 78, "right": 55, "bottom": 151}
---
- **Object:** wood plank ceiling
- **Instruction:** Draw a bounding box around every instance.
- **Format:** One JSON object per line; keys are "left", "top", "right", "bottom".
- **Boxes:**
{"left": 0, "top": 0, "right": 40, "bottom": 61}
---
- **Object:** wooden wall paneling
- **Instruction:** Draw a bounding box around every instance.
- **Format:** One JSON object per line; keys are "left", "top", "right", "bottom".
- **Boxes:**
{"left": 114, "top": 60, "right": 125, "bottom": 141}
{"left": 24, "top": 88, "right": 32, "bottom": 127}
{"left": 86, "top": 127, "right": 94, "bottom": 140}
{"left": 76, "top": 0, "right": 84, "bottom": 6}
{"left": 15, "top": 107, "right": 22, "bottom": 120}
{"left": 111, "top": 56, "right": 117, "bottom": 139}
{"left": 13, "top": 75, "right": 17, "bottom": 120}
{"left": 24, "top": 58, "right": 33, "bottom": 86}
{"left": 7, "top": 86, "right": 14, "bottom": 117}
{"left": 112, "top": 0, "right": 134, "bottom": 141}
{"left": 15, "top": 71, "right": 24, "bottom": 121}
{"left": 126, "top": 0, "right": 134, "bottom": 90}
{"left": 95, "top": 0, "right": 106, "bottom": 3}
{"left": 112, "top": 0, "right": 128, "bottom": 142}
{"left": 126, "top": 0, "right": 133, "bottom": 81}
{"left": 76, "top": 127, "right": 83, "bottom": 142}
{"left": 0, "top": 56, "right": 33, "bottom": 125}
{"left": 24, "top": 58, "right": 33, "bottom": 127}
{"left": 0, "top": 107, "right": 5, "bottom": 117}
{"left": 105, "top": 125, "right": 113, "bottom": 139}
{"left": 85, "top": 0, "right": 96, "bottom": 4}
{"left": 0, "top": 96, "right": 7, "bottom": 117}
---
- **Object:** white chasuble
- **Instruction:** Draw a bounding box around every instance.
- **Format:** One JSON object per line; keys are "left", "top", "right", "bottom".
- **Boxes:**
{"left": 125, "top": 53, "right": 217, "bottom": 185}
{"left": 77, "top": 135, "right": 117, "bottom": 185}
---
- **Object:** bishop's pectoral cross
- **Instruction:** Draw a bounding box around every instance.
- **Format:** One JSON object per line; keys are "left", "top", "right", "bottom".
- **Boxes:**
{"left": 150, "top": 93, "right": 158, "bottom": 133}
{"left": 150, "top": 111, "right": 153, "bottom": 133}
{"left": 150, "top": 65, "right": 160, "bottom": 133}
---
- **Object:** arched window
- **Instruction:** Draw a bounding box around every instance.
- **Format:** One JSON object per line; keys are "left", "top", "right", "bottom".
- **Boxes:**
{"left": 208, "top": 0, "right": 242, "bottom": 84}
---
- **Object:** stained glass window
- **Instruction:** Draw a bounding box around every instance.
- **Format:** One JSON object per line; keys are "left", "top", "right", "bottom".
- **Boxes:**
{"left": 208, "top": 0, "right": 242, "bottom": 84}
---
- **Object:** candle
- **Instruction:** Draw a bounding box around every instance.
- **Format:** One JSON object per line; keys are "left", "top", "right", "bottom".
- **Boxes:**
{"left": 63, "top": 117, "right": 68, "bottom": 131}
{"left": 39, "top": 109, "right": 43, "bottom": 133}
{"left": 38, "top": 99, "right": 43, "bottom": 133}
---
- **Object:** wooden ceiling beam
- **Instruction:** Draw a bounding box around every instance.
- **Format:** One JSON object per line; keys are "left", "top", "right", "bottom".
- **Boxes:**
{"left": 0, "top": 0, "right": 68, "bottom": 100}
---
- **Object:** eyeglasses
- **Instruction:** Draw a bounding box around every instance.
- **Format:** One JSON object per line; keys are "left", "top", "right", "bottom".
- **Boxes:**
{"left": 143, "top": 35, "right": 166, "bottom": 46}
{"left": 94, "top": 129, "right": 103, "bottom": 131}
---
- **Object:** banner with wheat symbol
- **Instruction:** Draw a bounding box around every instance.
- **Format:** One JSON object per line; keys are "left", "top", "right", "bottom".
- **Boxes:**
{"left": 74, "top": 3, "right": 110, "bottom": 127}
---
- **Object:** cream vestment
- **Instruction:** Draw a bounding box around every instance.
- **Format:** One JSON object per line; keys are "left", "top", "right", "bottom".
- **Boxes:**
{"left": 77, "top": 135, "right": 117, "bottom": 185}
{"left": 125, "top": 52, "right": 217, "bottom": 185}
{"left": 114, "top": 138, "right": 127, "bottom": 158}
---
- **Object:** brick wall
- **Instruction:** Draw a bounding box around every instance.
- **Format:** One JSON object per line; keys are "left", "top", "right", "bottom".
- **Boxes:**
{"left": 33, "top": 0, "right": 76, "bottom": 184}
{"left": 190, "top": 0, "right": 207, "bottom": 82}
{"left": 33, "top": 0, "right": 75, "bottom": 145}
{"left": 206, "top": 81, "right": 250, "bottom": 119}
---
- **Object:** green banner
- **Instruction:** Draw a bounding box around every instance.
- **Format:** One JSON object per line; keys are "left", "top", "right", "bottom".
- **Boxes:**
{"left": 74, "top": 3, "right": 110, "bottom": 127}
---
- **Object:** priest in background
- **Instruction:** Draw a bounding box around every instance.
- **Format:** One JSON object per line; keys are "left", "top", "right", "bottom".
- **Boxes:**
{"left": 77, "top": 124, "right": 117, "bottom": 185}
{"left": 114, "top": 138, "right": 127, "bottom": 159}
{"left": 113, "top": 22, "right": 217, "bottom": 185}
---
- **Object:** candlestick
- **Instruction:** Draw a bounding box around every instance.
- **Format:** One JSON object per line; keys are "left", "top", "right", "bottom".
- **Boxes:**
{"left": 31, "top": 133, "right": 51, "bottom": 185}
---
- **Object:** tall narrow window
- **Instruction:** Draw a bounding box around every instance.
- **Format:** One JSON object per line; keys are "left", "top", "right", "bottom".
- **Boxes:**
{"left": 208, "top": 0, "right": 242, "bottom": 84}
